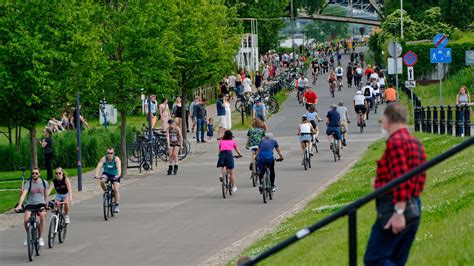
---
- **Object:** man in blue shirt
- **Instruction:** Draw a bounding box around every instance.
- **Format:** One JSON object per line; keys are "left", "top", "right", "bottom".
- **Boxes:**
{"left": 325, "top": 104, "right": 343, "bottom": 158}
{"left": 216, "top": 93, "right": 226, "bottom": 139}
{"left": 256, "top": 133, "right": 283, "bottom": 192}
{"left": 253, "top": 98, "right": 267, "bottom": 122}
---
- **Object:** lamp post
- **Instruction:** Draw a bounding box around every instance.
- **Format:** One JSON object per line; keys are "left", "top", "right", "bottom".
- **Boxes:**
{"left": 290, "top": 0, "right": 295, "bottom": 68}
{"left": 400, "top": 0, "right": 404, "bottom": 39}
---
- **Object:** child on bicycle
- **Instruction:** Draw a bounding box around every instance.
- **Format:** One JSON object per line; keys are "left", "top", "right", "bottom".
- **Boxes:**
{"left": 217, "top": 130, "right": 243, "bottom": 193}
{"left": 46, "top": 167, "right": 72, "bottom": 224}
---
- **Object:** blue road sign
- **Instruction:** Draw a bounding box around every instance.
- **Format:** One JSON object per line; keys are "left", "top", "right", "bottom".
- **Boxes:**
{"left": 430, "top": 48, "right": 452, "bottom": 63}
{"left": 433, "top": 34, "right": 448, "bottom": 48}
{"left": 403, "top": 51, "right": 418, "bottom": 66}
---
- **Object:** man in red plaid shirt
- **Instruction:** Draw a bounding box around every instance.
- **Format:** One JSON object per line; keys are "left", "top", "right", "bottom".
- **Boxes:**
{"left": 364, "top": 103, "right": 426, "bottom": 266}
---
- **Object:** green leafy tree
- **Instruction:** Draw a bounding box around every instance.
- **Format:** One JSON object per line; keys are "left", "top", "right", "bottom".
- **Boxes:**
{"left": 416, "top": 7, "right": 454, "bottom": 40}
{"left": 380, "top": 9, "right": 418, "bottom": 41}
{"left": 0, "top": 1, "right": 103, "bottom": 168}
{"left": 97, "top": 1, "right": 177, "bottom": 176}
{"left": 174, "top": 1, "right": 241, "bottom": 137}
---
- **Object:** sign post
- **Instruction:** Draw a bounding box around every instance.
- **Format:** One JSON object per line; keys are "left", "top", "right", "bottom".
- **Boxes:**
{"left": 403, "top": 51, "right": 418, "bottom": 121}
{"left": 388, "top": 41, "right": 402, "bottom": 101}
{"left": 430, "top": 34, "right": 451, "bottom": 105}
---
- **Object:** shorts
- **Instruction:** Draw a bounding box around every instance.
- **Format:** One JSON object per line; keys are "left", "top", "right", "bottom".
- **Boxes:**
{"left": 217, "top": 150, "right": 235, "bottom": 170}
{"left": 337, "top": 76, "right": 343, "bottom": 80}
{"left": 305, "top": 103, "right": 315, "bottom": 110}
{"left": 55, "top": 193, "right": 69, "bottom": 202}
{"left": 299, "top": 134, "right": 312, "bottom": 142}
{"left": 341, "top": 121, "right": 348, "bottom": 133}
{"left": 256, "top": 114, "right": 265, "bottom": 122}
{"left": 355, "top": 105, "right": 367, "bottom": 114}
{"left": 217, "top": 116, "right": 225, "bottom": 128}
{"left": 24, "top": 203, "right": 47, "bottom": 211}
{"left": 326, "top": 127, "right": 342, "bottom": 140}
{"left": 101, "top": 172, "right": 121, "bottom": 183}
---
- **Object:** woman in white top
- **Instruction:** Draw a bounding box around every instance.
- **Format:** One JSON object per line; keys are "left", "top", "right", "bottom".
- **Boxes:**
{"left": 243, "top": 76, "right": 252, "bottom": 97}
{"left": 223, "top": 95, "right": 232, "bottom": 130}
{"left": 378, "top": 72, "right": 386, "bottom": 89}
{"left": 297, "top": 115, "right": 316, "bottom": 157}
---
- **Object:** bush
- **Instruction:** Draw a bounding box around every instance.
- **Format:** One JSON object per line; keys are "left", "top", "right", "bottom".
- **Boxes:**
{"left": 0, "top": 127, "right": 138, "bottom": 171}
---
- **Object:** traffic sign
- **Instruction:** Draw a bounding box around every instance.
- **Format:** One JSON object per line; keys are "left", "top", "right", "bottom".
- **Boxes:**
{"left": 388, "top": 42, "right": 402, "bottom": 57}
{"left": 430, "top": 48, "right": 452, "bottom": 64}
{"left": 407, "top": 66, "right": 414, "bottom": 81}
{"left": 466, "top": 50, "right": 474, "bottom": 65}
{"left": 403, "top": 51, "right": 418, "bottom": 66}
{"left": 388, "top": 57, "right": 402, "bottom": 74}
{"left": 433, "top": 34, "right": 448, "bottom": 48}
{"left": 405, "top": 80, "right": 416, "bottom": 88}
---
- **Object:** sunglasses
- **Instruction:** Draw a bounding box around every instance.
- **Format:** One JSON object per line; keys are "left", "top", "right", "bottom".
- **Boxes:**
{"left": 108, "top": 152, "right": 114, "bottom": 155}
{"left": 32, "top": 172, "right": 39, "bottom": 176}
{"left": 55, "top": 172, "right": 62, "bottom": 175}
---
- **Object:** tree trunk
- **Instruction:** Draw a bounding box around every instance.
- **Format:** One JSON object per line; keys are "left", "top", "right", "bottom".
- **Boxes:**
{"left": 120, "top": 109, "right": 127, "bottom": 178}
{"left": 16, "top": 126, "right": 22, "bottom": 150}
{"left": 7, "top": 125, "right": 12, "bottom": 144}
{"left": 29, "top": 127, "right": 38, "bottom": 170}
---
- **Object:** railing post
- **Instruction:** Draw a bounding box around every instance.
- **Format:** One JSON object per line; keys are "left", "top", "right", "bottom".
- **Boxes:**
{"left": 447, "top": 105, "right": 453, "bottom": 135}
{"left": 433, "top": 106, "right": 439, "bottom": 134}
{"left": 421, "top": 106, "right": 426, "bottom": 132}
{"left": 439, "top": 105, "right": 446, "bottom": 134}
{"left": 348, "top": 210, "right": 357, "bottom": 266}
{"left": 455, "top": 105, "right": 463, "bottom": 137}
{"left": 464, "top": 105, "right": 471, "bottom": 137}
{"left": 426, "top": 106, "right": 432, "bottom": 133}
{"left": 414, "top": 107, "right": 420, "bottom": 132}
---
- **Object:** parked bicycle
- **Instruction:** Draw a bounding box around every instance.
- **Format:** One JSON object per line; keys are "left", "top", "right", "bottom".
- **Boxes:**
{"left": 47, "top": 200, "right": 67, "bottom": 248}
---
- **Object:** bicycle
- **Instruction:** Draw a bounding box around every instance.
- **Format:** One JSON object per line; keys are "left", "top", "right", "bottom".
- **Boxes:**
{"left": 261, "top": 158, "right": 283, "bottom": 204}
{"left": 330, "top": 132, "right": 341, "bottom": 162}
{"left": 47, "top": 200, "right": 68, "bottom": 248}
{"left": 248, "top": 147, "right": 258, "bottom": 187}
{"left": 337, "top": 78, "right": 343, "bottom": 91}
{"left": 357, "top": 111, "right": 365, "bottom": 133}
{"left": 329, "top": 81, "right": 336, "bottom": 98}
{"left": 16, "top": 207, "right": 44, "bottom": 261}
{"left": 220, "top": 155, "right": 242, "bottom": 199}
{"left": 96, "top": 176, "right": 117, "bottom": 221}
{"left": 301, "top": 137, "right": 312, "bottom": 171}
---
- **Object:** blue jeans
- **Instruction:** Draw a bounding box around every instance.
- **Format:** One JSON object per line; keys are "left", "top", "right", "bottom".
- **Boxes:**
{"left": 196, "top": 118, "right": 206, "bottom": 141}
{"left": 364, "top": 199, "right": 421, "bottom": 266}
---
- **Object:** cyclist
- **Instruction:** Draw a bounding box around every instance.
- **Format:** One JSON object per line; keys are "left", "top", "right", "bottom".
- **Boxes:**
{"left": 297, "top": 74, "right": 308, "bottom": 104}
{"left": 217, "top": 130, "right": 243, "bottom": 193}
{"left": 303, "top": 86, "right": 318, "bottom": 111}
{"left": 297, "top": 115, "right": 316, "bottom": 161}
{"left": 166, "top": 119, "right": 183, "bottom": 175}
{"left": 306, "top": 105, "right": 322, "bottom": 143}
{"left": 354, "top": 91, "right": 368, "bottom": 126}
{"left": 94, "top": 147, "right": 122, "bottom": 213}
{"left": 384, "top": 84, "right": 397, "bottom": 104}
{"left": 336, "top": 101, "right": 350, "bottom": 146}
{"left": 328, "top": 70, "right": 337, "bottom": 94}
{"left": 256, "top": 132, "right": 284, "bottom": 192}
{"left": 325, "top": 104, "right": 343, "bottom": 158}
{"left": 362, "top": 82, "right": 375, "bottom": 112}
{"left": 335, "top": 64, "right": 344, "bottom": 88}
{"left": 311, "top": 60, "right": 319, "bottom": 84}
{"left": 15, "top": 168, "right": 48, "bottom": 246}
{"left": 46, "top": 167, "right": 72, "bottom": 224}
{"left": 246, "top": 119, "right": 266, "bottom": 172}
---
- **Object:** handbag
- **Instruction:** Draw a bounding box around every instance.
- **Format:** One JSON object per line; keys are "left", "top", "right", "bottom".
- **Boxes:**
{"left": 376, "top": 195, "right": 420, "bottom": 227}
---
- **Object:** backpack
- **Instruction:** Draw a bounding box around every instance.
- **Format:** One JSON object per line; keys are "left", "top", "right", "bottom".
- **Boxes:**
{"left": 364, "top": 87, "right": 371, "bottom": 96}
{"left": 337, "top": 68, "right": 343, "bottom": 75}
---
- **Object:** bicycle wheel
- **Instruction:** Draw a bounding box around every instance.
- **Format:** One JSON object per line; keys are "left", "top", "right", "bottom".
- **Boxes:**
{"left": 228, "top": 174, "right": 233, "bottom": 196}
{"left": 313, "top": 140, "right": 319, "bottom": 154}
{"left": 267, "top": 173, "right": 273, "bottom": 200}
{"left": 251, "top": 161, "right": 257, "bottom": 187}
{"left": 221, "top": 177, "right": 227, "bottom": 199}
{"left": 48, "top": 216, "right": 57, "bottom": 248}
{"left": 266, "top": 98, "right": 279, "bottom": 114}
{"left": 110, "top": 192, "right": 115, "bottom": 217}
{"left": 34, "top": 224, "right": 40, "bottom": 256}
{"left": 58, "top": 215, "right": 67, "bottom": 243}
{"left": 307, "top": 148, "right": 312, "bottom": 169}
{"left": 333, "top": 141, "right": 338, "bottom": 162}
{"left": 27, "top": 225, "right": 34, "bottom": 261}
{"left": 303, "top": 150, "right": 308, "bottom": 171}
{"left": 103, "top": 193, "right": 109, "bottom": 221}
{"left": 235, "top": 100, "right": 243, "bottom": 112}
{"left": 178, "top": 140, "right": 190, "bottom": 161}
{"left": 262, "top": 173, "right": 267, "bottom": 204}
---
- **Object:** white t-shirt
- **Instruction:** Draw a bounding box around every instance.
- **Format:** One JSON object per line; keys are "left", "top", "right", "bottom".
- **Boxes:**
{"left": 336, "top": 106, "right": 348, "bottom": 122}
{"left": 243, "top": 77, "right": 252, "bottom": 93}
{"left": 362, "top": 86, "right": 374, "bottom": 98}
{"left": 335, "top": 67, "right": 344, "bottom": 77}
{"left": 354, "top": 95, "right": 366, "bottom": 105}
{"left": 370, "top": 73, "right": 379, "bottom": 80}
{"left": 300, "top": 123, "right": 312, "bottom": 134}
{"left": 298, "top": 78, "right": 309, "bottom": 88}
{"left": 379, "top": 77, "right": 386, "bottom": 86}
{"left": 356, "top": 67, "right": 363, "bottom": 75}
{"left": 228, "top": 75, "right": 236, "bottom": 87}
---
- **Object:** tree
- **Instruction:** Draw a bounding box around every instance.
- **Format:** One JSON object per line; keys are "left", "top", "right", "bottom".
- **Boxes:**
{"left": 174, "top": 1, "right": 241, "bottom": 138}
{"left": 0, "top": 1, "right": 103, "bottom": 168}
{"left": 416, "top": 7, "right": 454, "bottom": 40}
{"left": 97, "top": 1, "right": 177, "bottom": 177}
{"left": 380, "top": 9, "right": 418, "bottom": 41}
{"left": 305, "top": 5, "right": 348, "bottom": 42}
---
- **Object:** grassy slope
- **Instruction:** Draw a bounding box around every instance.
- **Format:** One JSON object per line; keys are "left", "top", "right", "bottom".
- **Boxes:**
{"left": 232, "top": 133, "right": 474, "bottom": 265}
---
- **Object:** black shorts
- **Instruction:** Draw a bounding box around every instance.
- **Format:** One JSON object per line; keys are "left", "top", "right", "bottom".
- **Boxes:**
{"left": 24, "top": 204, "right": 47, "bottom": 211}
{"left": 337, "top": 76, "right": 343, "bottom": 80}
{"left": 102, "top": 172, "right": 121, "bottom": 183}
{"left": 355, "top": 105, "right": 367, "bottom": 114}
{"left": 217, "top": 150, "right": 235, "bottom": 170}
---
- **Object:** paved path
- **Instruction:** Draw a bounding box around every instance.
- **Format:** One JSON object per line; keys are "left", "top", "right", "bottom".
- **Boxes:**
{"left": 0, "top": 48, "right": 383, "bottom": 265}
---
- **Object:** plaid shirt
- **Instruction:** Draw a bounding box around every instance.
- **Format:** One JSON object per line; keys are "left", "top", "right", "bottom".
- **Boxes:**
{"left": 375, "top": 128, "right": 426, "bottom": 204}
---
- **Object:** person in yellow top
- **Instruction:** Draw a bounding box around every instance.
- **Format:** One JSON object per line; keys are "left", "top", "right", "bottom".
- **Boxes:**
{"left": 384, "top": 85, "right": 397, "bottom": 103}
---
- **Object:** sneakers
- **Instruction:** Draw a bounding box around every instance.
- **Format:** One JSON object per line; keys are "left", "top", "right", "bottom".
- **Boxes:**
{"left": 114, "top": 205, "right": 120, "bottom": 213}
{"left": 65, "top": 215, "right": 70, "bottom": 224}
{"left": 173, "top": 165, "right": 178, "bottom": 175}
{"left": 232, "top": 187, "right": 237, "bottom": 193}
{"left": 271, "top": 186, "right": 277, "bottom": 192}
{"left": 310, "top": 152, "right": 314, "bottom": 157}
{"left": 219, "top": 176, "right": 223, "bottom": 182}
{"left": 258, "top": 185, "right": 263, "bottom": 193}
{"left": 39, "top": 238, "right": 45, "bottom": 247}
{"left": 342, "top": 139, "right": 347, "bottom": 146}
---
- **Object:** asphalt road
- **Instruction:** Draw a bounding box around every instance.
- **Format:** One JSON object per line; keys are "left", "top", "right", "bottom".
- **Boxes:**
{"left": 0, "top": 48, "right": 383, "bottom": 265}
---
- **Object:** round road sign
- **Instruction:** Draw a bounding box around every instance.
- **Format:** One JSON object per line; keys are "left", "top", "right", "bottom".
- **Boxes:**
{"left": 433, "top": 34, "right": 448, "bottom": 48}
{"left": 388, "top": 42, "right": 402, "bottom": 58}
{"left": 403, "top": 51, "right": 418, "bottom": 67}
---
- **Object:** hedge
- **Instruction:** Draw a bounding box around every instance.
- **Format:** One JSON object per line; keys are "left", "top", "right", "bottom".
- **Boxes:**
{"left": 0, "top": 127, "right": 137, "bottom": 171}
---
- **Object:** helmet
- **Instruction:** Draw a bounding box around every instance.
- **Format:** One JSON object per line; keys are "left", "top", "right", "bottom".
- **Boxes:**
{"left": 356, "top": 91, "right": 362, "bottom": 95}
{"left": 302, "top": 115, "right": 308, "bottom": 120}
{"left": 330, "top": 104, "right": 337, "bottom": 109}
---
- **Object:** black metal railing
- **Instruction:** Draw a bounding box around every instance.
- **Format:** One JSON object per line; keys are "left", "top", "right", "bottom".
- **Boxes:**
{"left": 414, "top": 104, "right": 471, "bottom": 137}
{"left": 242, "top": 137, "right": 474, "bottom": 266}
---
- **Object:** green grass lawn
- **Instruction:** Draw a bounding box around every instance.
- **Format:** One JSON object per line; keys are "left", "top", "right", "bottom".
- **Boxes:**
{"left": 231, "top": 133, "right": 474, "bottom": 265}
{"left": 413, "top": 67, "right": 473, "bottom": 106}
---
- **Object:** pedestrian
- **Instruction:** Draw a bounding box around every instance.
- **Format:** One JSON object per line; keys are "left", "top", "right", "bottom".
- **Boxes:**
{"left": 145, "top": 95, "right": 158, "bottom": 128}
{"left": 456, "top": 86, "right": 471, "bottom": 136}
{"left": 216, "top": 93, "right": 226, "bottom": 139}
{"left": 172, "top": 96, "right": 183, "bottom": 130}
{"left": 159, "top": 97, "right": 171, "bottom": 131}
{"left": 228, "top": 73, "right": 236, "bottom": 100}
{"left": 235, "top": 74, "right": 243, "bottom": 100}
{"left": 364, "top": 103, "right": 426, "bottom": 266}
{"left": 166, "top": 119, "right": 183, "bottom": 175}
{"left": 190, "top": 96, "right": 200, "bottom": 133}
{"left": 255, "top": 71, "right": 262, "bottom": 90}
{"left": 223, "top": 95, "right": 232, "bottom": 130}
{"left": 194, "top": 97, "right": 207, "bottom": 143}
{"left": 207, "top": 118, "right": 214, "bottom": 142}
{"left": 39, "top": 128, "right": 53, "bottom": 180}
